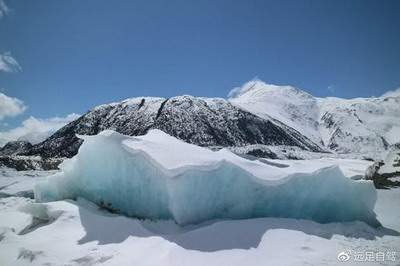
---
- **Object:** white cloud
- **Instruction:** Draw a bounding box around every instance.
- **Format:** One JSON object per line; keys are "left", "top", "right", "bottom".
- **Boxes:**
{"left": 228, "top": 78, "right": 263, "bottom": 98}
{"left": 0, "top": 92, "right": 26, "bottom": 120}
{"left": 381, "top": 88, "right": 400, "bottom": 98}
{"left": 0, "top": 53, "right": 21, "bottom": 73}
{"left": 0, "top": 0, "right": 9, "bottom": 18}
{"left": 0, "top": 113, "right": 80, "bottom": 147}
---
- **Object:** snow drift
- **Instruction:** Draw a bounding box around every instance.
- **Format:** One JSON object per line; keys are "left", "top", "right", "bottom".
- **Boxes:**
{"left": 35, "top": 130, "right": 380, "bottom": 226}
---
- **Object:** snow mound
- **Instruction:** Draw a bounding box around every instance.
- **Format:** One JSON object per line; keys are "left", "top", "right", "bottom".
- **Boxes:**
{"left": 35, "top": 130, "right": 379, "bottom": 226}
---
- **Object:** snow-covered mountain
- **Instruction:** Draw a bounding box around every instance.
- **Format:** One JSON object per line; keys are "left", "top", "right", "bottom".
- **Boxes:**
{"left": 3, "top": 80, "right": 398, "bottom": 162}
{"left": 0, "top": 140, "right": 32, "bottom": 156}
{"left": 22, "top": 95, "right": 323, "bottom": 159}
{"left": 230, "top": 80, "right": 400, "bottom": 159}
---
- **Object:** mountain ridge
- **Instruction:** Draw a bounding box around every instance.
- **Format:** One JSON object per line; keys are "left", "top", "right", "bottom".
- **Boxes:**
{"left": 19, "top": 95, "right": 324, "bottom": 159}
{"left": 230, "top": 80, "right": 400, "bottom": 158}
{"left": 1, "top": 80, "right": 398, "bottom": 163}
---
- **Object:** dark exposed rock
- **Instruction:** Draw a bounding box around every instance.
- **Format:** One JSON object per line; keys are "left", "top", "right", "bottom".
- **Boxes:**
{"left": 244, "top": 148, "right": 278, "bottom": 159}
{"left": 0, "top": 156, "right": 62, "bottom": 171}
{"left": 0, "top": 141, "right": 32, "bottom": 156}
{"left": 22, "top": 96, "right": 324, "bottom": 159}
{"left": 365, "top": 145, "right": 400, "bottom": 189}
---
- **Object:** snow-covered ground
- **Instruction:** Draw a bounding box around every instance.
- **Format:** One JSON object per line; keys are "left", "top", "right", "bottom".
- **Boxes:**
{"left": 0, "top": 168, "right": 56, "bottom": 197}
{"left": 0, "top": 159, "right": 399, "bottom": 263}
{"left": 0, "top": 171, "right": 399, "bottom": 265}
{"left": 0, "top": 131, "right": 398, "bottom": 265}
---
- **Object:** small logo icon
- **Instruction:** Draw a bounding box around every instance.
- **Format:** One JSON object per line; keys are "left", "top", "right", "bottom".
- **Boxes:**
{"left": 337, "top": 251, "right": 351, "bottom": 262}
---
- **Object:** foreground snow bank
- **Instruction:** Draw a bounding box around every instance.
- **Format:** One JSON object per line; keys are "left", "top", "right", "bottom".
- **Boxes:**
{"left": 35, "top": 130, "right": 379, "bottom": 226}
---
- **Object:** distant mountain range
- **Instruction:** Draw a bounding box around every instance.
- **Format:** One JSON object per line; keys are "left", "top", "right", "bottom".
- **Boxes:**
{"left": 230, "top": 80, "right": 400, "bottom": 158}
{"left": 1, "top": 81, "right": 399, "bottom": 166}
{"left": 16, "top": 96, "right": 323, "bottom": 159}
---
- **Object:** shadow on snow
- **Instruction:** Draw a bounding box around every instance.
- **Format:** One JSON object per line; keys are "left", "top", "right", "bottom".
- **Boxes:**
{"left": 75, "top": 199, "right": 399, "bottom": 252}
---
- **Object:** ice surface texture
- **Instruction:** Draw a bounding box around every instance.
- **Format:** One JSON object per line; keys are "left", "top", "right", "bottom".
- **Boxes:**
{"left": 35, "top": 130, "right": 380, "bottom": 226}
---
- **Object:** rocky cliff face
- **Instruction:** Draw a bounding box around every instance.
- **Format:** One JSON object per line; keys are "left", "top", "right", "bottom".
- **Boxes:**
{"left": 0, "top": 156, "right": 62, "bottom": 171}
{"left": 22, "top": 95, "right": 323, "bottom": 159}
{"left": 0, "top": 141, "right": 33, "bottom": 156}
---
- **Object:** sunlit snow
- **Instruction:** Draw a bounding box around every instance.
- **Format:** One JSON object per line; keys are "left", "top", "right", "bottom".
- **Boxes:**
{"left": 35, "top": 130, "right": 379, "bottom": 226}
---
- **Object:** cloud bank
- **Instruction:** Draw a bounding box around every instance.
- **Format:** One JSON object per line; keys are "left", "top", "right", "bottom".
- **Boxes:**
{"left": 0, "top": 53, "right": 21, "bottom": 73}
{"left": 0, "top": 113, "right": 80, "bottom": 147}
{"left": 0, "top": 92, "right": 26, "bottom": 120}
{"left": 0, "top": 91, "right": 80, "bottom": 147}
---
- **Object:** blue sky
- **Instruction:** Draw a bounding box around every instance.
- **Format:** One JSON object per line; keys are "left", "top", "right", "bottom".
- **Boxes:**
{"left": 0, "top": 0, "right": 399, "bottom": 134}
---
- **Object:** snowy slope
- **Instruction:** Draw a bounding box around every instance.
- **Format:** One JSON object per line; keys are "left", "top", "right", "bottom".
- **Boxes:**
{"left": 230, "top": 81, "right": 322, "bottom": 144}
{"left": 318, "top": 96, "right": 399, "bottom": 156}
{"left": 230, "top": 80, "right": 400, "bottom": 158}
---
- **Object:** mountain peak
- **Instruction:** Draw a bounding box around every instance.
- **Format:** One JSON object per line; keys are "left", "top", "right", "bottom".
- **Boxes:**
{"left": 228, "top": 79, "right": 312, "bottom": 100}
{"left": 230, "top": 81, "right": 400, "bottom": 158}
{"left": 23, "top": 94, "right": 323, "bottom": 159}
